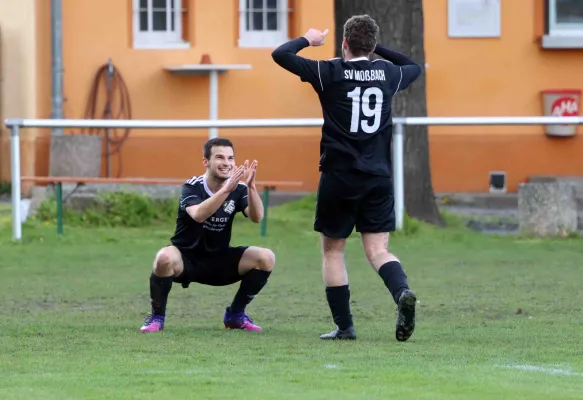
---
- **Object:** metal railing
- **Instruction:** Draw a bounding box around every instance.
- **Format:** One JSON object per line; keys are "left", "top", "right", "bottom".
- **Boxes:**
{"left": 4, "top": 116, "right": 583, "bottom": 241}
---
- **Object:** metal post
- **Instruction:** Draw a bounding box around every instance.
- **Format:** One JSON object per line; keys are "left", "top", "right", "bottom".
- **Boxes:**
{"left": 10, "top": 126, "right": 22, "bottom": 241}
{"left": 55, "top": 182, "right": 63, "bottom": 235}
{"left": 393, "top": 123, "right": 405, "bottom": 230}
{"left": 105, "top": 58, "right": 113, "bottom": 177}
{"left": 209, "top": 70, "right": 218, "bottom": 138}
{"left": 260, "top": 187, "right": 269, "bottom": 237}
{"left": 51, "top": 0, "right": 64, "bottom": 136}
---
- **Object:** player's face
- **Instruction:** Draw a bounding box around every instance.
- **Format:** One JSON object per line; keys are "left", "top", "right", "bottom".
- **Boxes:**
{"left": 205, "top": 146, "right": 235, "bottom": 181}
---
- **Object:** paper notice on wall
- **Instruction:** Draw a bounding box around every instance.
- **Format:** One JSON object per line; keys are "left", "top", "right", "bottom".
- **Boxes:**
{"left": 448, "top": 0, "right": 501, "bottom": 38}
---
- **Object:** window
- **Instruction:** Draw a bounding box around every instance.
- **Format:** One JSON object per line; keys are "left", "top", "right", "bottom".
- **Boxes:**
{"left": 548, "top": 0, "right": 583, "bottom": 35}
{"left": 238, "top": 0, "right": 289, "bottom": 48}
{"left": 132, "top": 0, "right": 189, "bottom": 49}
{"left": 543, "top": 0, "right": 583, "bottom": 48}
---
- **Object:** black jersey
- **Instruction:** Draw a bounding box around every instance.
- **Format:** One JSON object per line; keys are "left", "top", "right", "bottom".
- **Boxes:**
{"left": 272, "top": 37, "right": 422, "bottom": 177}
{"left": 170, "top": 175, "right": 249, "bottom": 254}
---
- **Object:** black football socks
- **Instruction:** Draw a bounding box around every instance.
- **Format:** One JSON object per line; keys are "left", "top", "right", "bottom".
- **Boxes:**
{"left": 378, "top": 261, "right": 410, "bottom": 304}
{"left": 230, "top": 269, "right": 272, "bottom": 313}
{"left": 325, "top": 285, "right": 353, "bottom": 330}
{"left": 149, "top": 273, "right": 174, "bottom": 316}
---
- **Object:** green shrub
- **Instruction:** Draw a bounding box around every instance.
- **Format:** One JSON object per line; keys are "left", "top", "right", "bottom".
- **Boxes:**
{"left": 400, "top": 212, "right": 423, "bottom": 236}
{"left": 33, "top": 190, "right": 450, "bottom": 236}
{"left": 35, "top": 191, "right": 177, "bottom": 227}
{"left": 0, "top": 181, "right": 10, "bottom": 195}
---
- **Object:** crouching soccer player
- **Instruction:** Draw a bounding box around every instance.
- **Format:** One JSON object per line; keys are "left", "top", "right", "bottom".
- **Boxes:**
{"left": 140, "top": 137, "right": 276, "bottom": 333}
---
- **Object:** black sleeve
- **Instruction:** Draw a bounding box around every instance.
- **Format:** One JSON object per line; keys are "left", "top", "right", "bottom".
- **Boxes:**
{"left": 271, "top": 37, "right": 328, "bottom": 91}
{"left": 179, "top": 183, "right": 203, "bottom": 211}
{"left": 373, "top": 44, "right": 418, "bottom": 66}
{"left": 236, "top": 185, "right": 249, "bottom": 218}
{"left": 374, "top": 44, "right": 422, "bottom": 93}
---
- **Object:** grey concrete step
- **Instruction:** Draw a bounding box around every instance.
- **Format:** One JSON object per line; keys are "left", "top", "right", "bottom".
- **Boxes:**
{"left": 436, "top": 192, "right": 583, "bottom": 210}
{"left": 436, "top": 193, "right": 520, "bottom": 209}
{"left": 440, "top": 205, "right": 583, "bottom": 232}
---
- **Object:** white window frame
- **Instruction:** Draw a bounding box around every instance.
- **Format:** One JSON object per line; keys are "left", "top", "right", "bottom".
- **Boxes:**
{"left": 548, "top": 0, "right": 583, "bottom": 37}
{"left": 238, "top": 0, "right": 289, "bottom": 48}
{"left": 132, "top": 0, "right": 189, "bottom": 49}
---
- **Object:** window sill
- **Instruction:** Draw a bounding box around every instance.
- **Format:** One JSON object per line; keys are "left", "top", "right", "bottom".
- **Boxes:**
{"left": 133, "top": 41, "right": 191, "bottom": 50}
{"left": 542, "top": 35, "right": 583, "bottom": 49}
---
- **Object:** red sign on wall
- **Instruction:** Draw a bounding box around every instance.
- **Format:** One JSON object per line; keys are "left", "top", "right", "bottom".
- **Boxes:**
{"left": 541, "top": 89, "right": 581, "bottom": 136}
{"left": 550, "top": 97, "right": 579, "bottom": 117}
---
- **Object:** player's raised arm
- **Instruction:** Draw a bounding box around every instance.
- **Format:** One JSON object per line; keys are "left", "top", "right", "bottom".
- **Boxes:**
{"left": 271, "top": 28, "right": 330, "bottom": 90}
{"left": 373, "top": 44, "right": 422, "bottom": 92}
{"left": 183, "top": 166, "right": 245, "bottom": 223}
{"left": 373, "top": 44, "right": 419, "bottom": 66}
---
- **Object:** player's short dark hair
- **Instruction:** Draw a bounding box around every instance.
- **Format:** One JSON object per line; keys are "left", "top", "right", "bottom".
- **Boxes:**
{"left": 343, "top": 14, "right": 379, "bottom": 58}
{"left": 203, "top": 137, "right": 234, "bottom": 159}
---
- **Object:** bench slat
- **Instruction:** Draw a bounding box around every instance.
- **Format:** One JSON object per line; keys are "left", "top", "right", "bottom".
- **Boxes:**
{"left": 21, "top": 176, "right": 303, "bottom": 187}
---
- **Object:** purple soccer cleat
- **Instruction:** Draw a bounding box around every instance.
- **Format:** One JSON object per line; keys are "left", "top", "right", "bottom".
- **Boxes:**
{"left": 223, "top": 307, "right": 262, "bottom": 331}
{"left": 140, "top": 314, "right": 165, "bottom": 333}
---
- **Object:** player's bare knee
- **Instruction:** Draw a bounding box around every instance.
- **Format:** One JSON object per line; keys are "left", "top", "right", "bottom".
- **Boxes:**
{"left": 323, "top": 251, "right": 344, "bottom": 269}
{"left": 322, "top": 246, "right": 345, "bottom": 267}
{"left": 321, "top": 235, "right": 346, "bottom": 256}
{"left": 365, "top": 248, "right": 390, "bottom": 265}
{"left": 363, "top": 245, "right": 400, "bottom": 270}
{"left": 322, "top": 246, "right": 345, "bottom": 272}
{"left": 256, "top": 249, "right": 275, "bottom": 272}
{"left": 153, "top": 247, "right": 182, "bottom": 275}
{"left": 361, "top": 232, "right": 393, "bottom": 265}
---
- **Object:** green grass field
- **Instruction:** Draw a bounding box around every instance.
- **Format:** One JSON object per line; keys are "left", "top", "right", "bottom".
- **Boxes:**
{"left": 1, "top": 195, "right": 582, "bottom": 399}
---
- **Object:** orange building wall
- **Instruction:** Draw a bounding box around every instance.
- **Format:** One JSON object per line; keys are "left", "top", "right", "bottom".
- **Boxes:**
{"left": 29, "top": 0, "right": 583, "bottom": 194}
{"left": 32, "top": 0, "right": 334, "bottom": 192}
{"left": 423, "top": 0, "right": 583, "bottom": 192}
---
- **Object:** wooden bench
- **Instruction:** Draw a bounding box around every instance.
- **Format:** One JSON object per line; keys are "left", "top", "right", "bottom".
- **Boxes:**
{"left": 21, "top": 176, "right": 304, "bottom": 237}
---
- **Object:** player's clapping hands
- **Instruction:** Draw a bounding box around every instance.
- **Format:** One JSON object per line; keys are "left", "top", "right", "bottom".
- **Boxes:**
{"left": 243, "top": 160, "right": 257, "bottom": 188}
{"left": 224, "top": 160, "right": 257, "bottom": 192}
{"left": 225, "top": 165, "right": 244, "bottom": 192}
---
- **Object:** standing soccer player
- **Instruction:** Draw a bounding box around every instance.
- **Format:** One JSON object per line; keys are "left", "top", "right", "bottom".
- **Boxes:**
{"left": 271, "top": 15, "right": 420, "bottom": 341}
{"left": 140, "top": 137, "right": 276, "bottom": 333}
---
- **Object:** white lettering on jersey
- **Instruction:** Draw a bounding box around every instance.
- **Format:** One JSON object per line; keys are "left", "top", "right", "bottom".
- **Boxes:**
{"left": 201, "top": 201, "right": 236, "bottom": 232}
{"left": 203, "top": 216, "right": 230, "bottom": 232}
{"left": 344, "top": 69, "right": 386, "bottom": 81}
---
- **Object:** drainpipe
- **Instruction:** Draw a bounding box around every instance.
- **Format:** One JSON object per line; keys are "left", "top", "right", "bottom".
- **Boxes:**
{"left": 51, "top": 0, "right": 64, "bottom": 136}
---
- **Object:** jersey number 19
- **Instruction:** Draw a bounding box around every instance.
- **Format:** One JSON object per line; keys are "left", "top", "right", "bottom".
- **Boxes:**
{"left": 347, "top": 86, "right": 384, "bottom": 134}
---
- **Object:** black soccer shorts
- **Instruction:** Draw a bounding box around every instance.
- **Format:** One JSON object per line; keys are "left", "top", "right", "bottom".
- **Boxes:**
{"left": 314, "top": 170, "right": 395, "bottom": 239}
{"left": 173, "top": 246, "right": 249, "bottom": 287}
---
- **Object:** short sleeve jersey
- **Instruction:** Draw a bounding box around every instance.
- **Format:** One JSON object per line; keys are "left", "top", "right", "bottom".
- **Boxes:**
{"left": 170, "top": 175, "right": 249, "bottom": 254}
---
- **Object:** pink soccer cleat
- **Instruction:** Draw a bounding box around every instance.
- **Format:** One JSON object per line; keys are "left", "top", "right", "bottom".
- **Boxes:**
{"left": 223, "top": 307, "right": 262, "bottom": 331}
{"left": 140, "top": 314, "right": 165, "bottom": 333}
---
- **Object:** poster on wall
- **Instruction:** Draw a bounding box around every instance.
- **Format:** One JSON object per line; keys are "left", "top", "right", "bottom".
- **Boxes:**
{"left": 448, "top": 0, "right": 501, "bottom": 38}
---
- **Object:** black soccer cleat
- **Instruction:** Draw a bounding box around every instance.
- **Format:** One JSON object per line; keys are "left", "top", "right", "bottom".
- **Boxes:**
{"left": 395, "top": 289, "right": 417, "bottom": 342}
{"left": 320, "top": 325, "right": 357, "bottom": 340}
